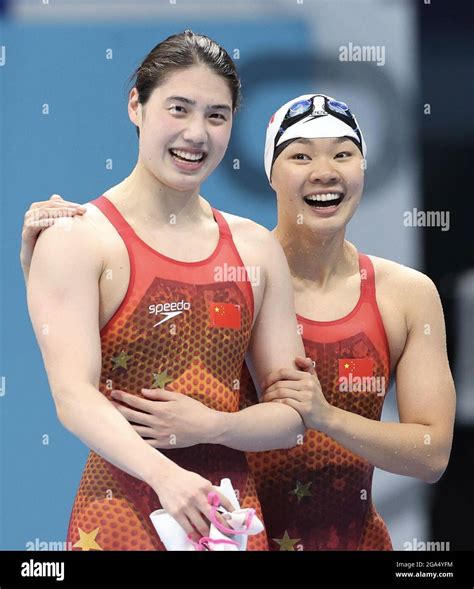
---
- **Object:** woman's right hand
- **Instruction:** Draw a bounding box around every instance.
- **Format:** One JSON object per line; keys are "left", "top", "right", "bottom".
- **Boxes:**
{"left": 20, "top": 194, "right": 87, "bottom": 281}
{"left": 151, "top": 463, "right": 235, "bottom": 542}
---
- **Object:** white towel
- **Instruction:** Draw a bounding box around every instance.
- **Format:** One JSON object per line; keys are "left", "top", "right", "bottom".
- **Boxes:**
{"left": 149, "top": 478, "right": 264, "bottom": 551}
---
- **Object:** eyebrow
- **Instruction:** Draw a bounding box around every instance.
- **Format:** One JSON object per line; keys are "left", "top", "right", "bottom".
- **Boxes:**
{"left": 292, "top": 137, "right": 352, "bottom": 146}
{"left": 291, "top": 138, "right": 312, "bottom": 145}
{"left": 165, "top": 96, "right": 232, "bottom": 112}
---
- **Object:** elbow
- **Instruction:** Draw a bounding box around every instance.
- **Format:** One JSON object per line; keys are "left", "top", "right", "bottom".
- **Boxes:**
{"left": 421, "top": 455, "right": 450, "bottom": 484}
{"left": 284, "top": 422, "right": 306, "bottom": 450}
{"left": 419, "top": 428, "right": 453, "bottom": 484}
{"left": 53, "top": 396, "right": 71, "bottom": 430}
{"left": 423, "top": 468, "right": 445, "bottom": 485}
{"left": 50, "top": 384, "right": 76, "bottom": 431}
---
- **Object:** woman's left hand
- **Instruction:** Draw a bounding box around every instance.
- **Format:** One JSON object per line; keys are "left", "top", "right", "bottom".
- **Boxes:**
{"left": 261, "top": 356, "right": 333, "bottom": 430}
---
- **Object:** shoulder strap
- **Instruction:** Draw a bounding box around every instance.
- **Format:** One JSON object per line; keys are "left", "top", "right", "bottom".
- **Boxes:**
{"left": 211, "top": 207, "right": 233, "bottom": 240}
{"left": 90, "top": 195, "right": 135, "bottom": 241}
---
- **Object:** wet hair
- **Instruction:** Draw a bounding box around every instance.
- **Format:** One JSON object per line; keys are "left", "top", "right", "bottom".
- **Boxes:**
{"left": 128, "top": 30, "right": 242, "bottom": 137}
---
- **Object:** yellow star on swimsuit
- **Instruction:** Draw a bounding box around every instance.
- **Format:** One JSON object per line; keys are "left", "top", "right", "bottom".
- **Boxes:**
{"left": 73, "top": 527, "right": 103, "bottom": 551}
{"left": 273, "top": 531, "right": 300, "bottom": 551}
{"left": 111, "top": 350, "right": 131, "bottom": 370}
{"left": 151, "top": 369, "right": 174, "bottom": 389}
{"left": 290, "top": 480, "right": 313, "bottom": 502}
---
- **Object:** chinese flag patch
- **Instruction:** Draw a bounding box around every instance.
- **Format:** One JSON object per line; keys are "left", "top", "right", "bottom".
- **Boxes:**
{"left": 338, "top": 358, "right": 373, "bottom": 379}
{"left": 209, "top": 302, "right": 241, "bottom": 330}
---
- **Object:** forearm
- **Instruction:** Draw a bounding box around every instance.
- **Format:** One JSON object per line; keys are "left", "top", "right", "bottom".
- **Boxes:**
{"left": 210, "top": 403, "right": 306, "bottom": 451}
{"left": 322, "top": 406, "right": 448, "bottom": 483}
{"left": 55, "top": 382, "right": 175, "bottom": 486}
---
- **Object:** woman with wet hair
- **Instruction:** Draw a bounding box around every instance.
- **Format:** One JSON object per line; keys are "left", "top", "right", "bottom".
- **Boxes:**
{"left": 22, "top": 31, "right": 313, "bottom": 551}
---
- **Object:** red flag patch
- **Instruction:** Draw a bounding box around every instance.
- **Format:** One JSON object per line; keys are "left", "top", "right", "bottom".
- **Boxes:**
{"left": 209, "top": 302, "right": 241, "bottom": 330}
{"left": 338, "top": 358, "right": 373, "bottom": 379}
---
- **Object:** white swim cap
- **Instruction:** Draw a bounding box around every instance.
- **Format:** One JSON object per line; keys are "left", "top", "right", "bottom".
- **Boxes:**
{"left": 264, "top": 93, "right": 367, "bottom": 180}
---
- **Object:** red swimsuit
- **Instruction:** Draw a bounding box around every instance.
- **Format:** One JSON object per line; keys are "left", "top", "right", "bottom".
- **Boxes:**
{"left": 66, "top": 195, "right": 268, "bottom": 551}
{"left": 240, "top": 253, "right": 393, "bottom": 550}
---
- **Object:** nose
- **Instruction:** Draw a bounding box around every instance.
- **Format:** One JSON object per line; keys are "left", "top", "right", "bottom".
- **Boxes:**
{"left": 308, "top": 159, "right": 341, "bottom": 185}
{"left": 181, "top": 114, "right": 208, "bottom": 145}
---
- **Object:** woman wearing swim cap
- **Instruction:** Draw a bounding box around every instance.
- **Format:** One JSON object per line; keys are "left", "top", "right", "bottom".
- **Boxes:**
{"left": 239, "top": 93, "right": 455, "bottom": 550}
{"left": 19, "top": 90, "right": 455, "bottom": 551}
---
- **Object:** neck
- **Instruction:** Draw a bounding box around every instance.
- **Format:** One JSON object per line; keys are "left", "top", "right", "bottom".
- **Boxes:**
{"left": 105, "top": 160, "right": 210, "bottom": 226}
{"left": 273, "top": 222, "right": 357, "bottom": 288}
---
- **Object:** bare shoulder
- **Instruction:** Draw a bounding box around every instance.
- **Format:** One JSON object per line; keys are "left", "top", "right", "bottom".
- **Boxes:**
{"left": 369, "top": 255, "right": 442, "bottom": 322}
{"left": 219, "top": 211, "right": 287, "bottom": 279}
{"left": 220, "top": 210, "right": 274, "bottom": 240}
{"left": 32, "top": 202, "right": 108, "bottom": 271}
{"left": 219, "top": 210, "right": 281, "bottom": 255}
{"left": 370, "top": 255, "right": 438, "bottom": 293}
{"left": 81, "top": 202, "right": 115, "bottom": 238}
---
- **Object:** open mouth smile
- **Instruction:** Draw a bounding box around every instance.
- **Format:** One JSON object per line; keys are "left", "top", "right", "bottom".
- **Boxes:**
{"left": 303, "top": 192, "right": 345, "bottom": 208}
{"left": 169, "top": 148, "right": 208, "bottom": 169}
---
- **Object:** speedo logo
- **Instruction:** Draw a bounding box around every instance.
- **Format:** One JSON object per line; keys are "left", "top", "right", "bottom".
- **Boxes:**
{"left": 149, "top": 300, "right": 191, "bottom": 327}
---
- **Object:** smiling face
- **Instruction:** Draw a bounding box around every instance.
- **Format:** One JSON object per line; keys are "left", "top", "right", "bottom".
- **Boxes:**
{"left": 271, "top": 137, "right": 365, "bottom": 235}
{"left": 128, "top": 65, "right": 233, "bottom": 193}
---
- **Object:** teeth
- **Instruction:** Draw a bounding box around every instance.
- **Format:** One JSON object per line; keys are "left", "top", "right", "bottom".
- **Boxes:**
{"left": 305, "top": 193, "right": 341, "bottom": 202}
{"left": 170, "top": 149, "right": 204, "bottom": 162}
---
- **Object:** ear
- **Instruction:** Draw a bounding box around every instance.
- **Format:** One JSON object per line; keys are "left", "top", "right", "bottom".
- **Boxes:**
{"left": 268, "top": 171, "right": 274, "bottom": 191}
{"left": 128, "top": 87, "right": 142, "bottom": 131}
